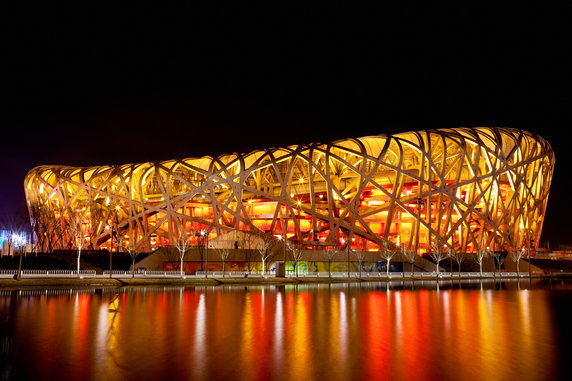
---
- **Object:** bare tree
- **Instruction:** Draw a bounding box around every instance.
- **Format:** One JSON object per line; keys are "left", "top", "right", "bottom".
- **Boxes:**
{"left": 449, "top": 247, "right": 464, "bottom": 275}
{"left": 174, "top": 233, "right": 191, "bottom": 277}
{"left": 69, "top": 207, "right": 87, "bottom": 277}
{"left": 492, "top": 251, "right": 507, "bottom": 273}
{"left": 214, "top": 247, "right": 231, "bottom": 277}
{"left": 510, "top": 249, "right": 525, "bottom": 276}
{"left": 256, "top": 231, "right": 278, "bottom": 275}
{"left": 126, "top": 240, "right": 141, "bottom": 278}
{"left": 15, "top": 241, "right": 25, "bottom": 280}
{"left": 290, "top": 241, "right": 304, "bottom": 277}
{"left": 379, "top": 238, "right": 400, "bottom": 275}
{"left": 13, "top": 225, "right": 29, "bottom": 280}
{"left": 325, "top": 244, "right": 342, "bottom": 278}
{"left": 355, "top": 250, "right": 367, "bottom": 277}
{"left": 184, "top": 224, "right": 206, "bottom": 272}
{"left": 402, "top": 246, "right": 417, "bottom": 277}
{"left": 474, "top": 246, "right": 490, "bottom": 276}
{"left": 98, "top": 200, "right": 117, "bottom": 277}
{"left": 428, "top": 240, "right": 448, "bottom": 274}
{"left": 239, "top": 230, "right": 258, "bottom": 274}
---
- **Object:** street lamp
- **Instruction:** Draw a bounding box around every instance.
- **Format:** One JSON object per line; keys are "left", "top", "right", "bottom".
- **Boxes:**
{"left": 105, "top": 225, "right": 114, "bottom": 278}
{"left": 277, "top": 234, "right": 287, "bottom": 274}
{"left": 201, "top": 230, "right": 209, "bottom": 278}
{"left": 341, "top": 238, "right": 349, "bottom": 279}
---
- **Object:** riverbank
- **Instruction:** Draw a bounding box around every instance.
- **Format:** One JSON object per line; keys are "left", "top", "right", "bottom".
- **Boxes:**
{"left": 0, "top": 273, "right": 561, "bottom": 290}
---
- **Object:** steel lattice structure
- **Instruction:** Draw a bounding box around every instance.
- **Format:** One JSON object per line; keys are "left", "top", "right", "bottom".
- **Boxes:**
{"left": 24, "top": 127, "right": 554, "bottom": 254}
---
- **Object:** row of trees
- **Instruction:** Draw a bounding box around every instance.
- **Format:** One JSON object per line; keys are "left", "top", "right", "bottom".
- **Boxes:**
{"left": 427, "top": 240, "right": 530, "bottom": 276}
{"left": 169, "top": 227, "right": 528, "bottom": 277}
{"left": 167, "top": 228, "right": 535, "bottom": 278}
{"left": 173, "top": 228, "right": 285, "bottom": 277}
{"left": 17, "top": 203, "right": 535, "bottom": 278}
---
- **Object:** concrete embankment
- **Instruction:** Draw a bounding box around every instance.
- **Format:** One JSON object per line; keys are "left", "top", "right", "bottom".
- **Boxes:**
{"left": 0, "top": 274, "right": 553, "bottom": 290}
{"left": 0, "top": 276, "right": 300, "bottom": 290}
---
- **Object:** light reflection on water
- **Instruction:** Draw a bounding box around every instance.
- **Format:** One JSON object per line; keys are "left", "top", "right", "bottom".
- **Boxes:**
{"left": 0, "top": 279, "right": 570, "bottom": 381}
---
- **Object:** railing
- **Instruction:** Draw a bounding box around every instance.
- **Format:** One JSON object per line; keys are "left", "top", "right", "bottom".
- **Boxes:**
{"left": 287, "top": 271, "right": 531, "bottom": 278}
{"left": 0, "top": 270, "right": 97, "bottom": 278}
{"left": 0, "top": 270, "right": 535, "bottom": 279}
{"left": 103, "top": 270, "right": 182, "bottom": 278}
{"left": 198, "top": 271, "right": 274, "bottom": 278}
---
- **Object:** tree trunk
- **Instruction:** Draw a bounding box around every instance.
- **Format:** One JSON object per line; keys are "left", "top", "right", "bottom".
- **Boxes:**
{"left": 328, "top": 258, "right": 331, "bottom": 278}
{"left": 386, "top": 259, "right": 391, "bottom": 275}
{"left": 262, "top": 259, "right": 266, "bottom": 275}
{"left": 222, "top": 260, "right": 226, "bottom": 277}
{"left": 132, "top": 257, "right": 135, "bottom": 278}
{"left": 180, "top": 256, "right": 184, "bottom": 277}
{"left": 77, "top": 248, "right": 81, "bottom": 277}
{"left": 17, "top": 252, "right": 23, "bottom": 280}
{"left": 479, "top": 260, "right": 483, "bottom": 276}
{"left": 516, "top": 260, "right": 520, "bottom": 276}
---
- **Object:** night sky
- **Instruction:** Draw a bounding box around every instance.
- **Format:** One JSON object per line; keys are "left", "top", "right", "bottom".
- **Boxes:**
{"left": 1, "top": 5, "right": 570, "bottom": 247}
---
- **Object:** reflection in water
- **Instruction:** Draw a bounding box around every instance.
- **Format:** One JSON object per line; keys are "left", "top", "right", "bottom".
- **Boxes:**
{"left": 194, "top": 292, "right": 206, "bottom": 379}
{"left": 0, "top": 280, "right": 569, "bottom": 381}
{"left": 273, "top": 290, "right": 283, "bottom": 371}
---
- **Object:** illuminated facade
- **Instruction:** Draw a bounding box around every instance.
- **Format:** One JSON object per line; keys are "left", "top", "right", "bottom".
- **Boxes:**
{"left": 24, "top": 127, "right": 554, "bottom": 254}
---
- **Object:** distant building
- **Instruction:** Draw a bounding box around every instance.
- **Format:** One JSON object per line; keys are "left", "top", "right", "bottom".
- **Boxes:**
{"left": 24, "top": 127, "right": 554, "bottom": 254}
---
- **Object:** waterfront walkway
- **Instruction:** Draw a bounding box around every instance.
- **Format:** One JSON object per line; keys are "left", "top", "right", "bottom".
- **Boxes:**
{"left": 0, "top": 269, "right": 561, "bottom": 289}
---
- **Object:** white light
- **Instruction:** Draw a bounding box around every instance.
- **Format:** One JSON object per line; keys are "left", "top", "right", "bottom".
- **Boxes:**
{"left": 10, "top": 233, "right": 28, "bottom": 247}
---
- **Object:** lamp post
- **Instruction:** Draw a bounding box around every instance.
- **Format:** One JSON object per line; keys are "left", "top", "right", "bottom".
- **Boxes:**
{"left": 278, "top": 235, "right": 286, "bottom": 261}
{"left": 106, "top": 225, "right": 114, "bottom": 278}
{"left": 201, "top": 230, "right": 209, "bottom": 278}
{"left": 341, "top": 238, "right": 349, "bottom": 279}
{"left": 444, "top": 244, "right": 452, "bottom": 273}
{"left": 278, "top": 234, "right": 287, "bottom": 274}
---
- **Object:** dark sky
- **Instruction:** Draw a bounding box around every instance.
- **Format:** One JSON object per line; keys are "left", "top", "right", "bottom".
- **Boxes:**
{"left": 1, "top": 4, "right": 570, "bottom": 247}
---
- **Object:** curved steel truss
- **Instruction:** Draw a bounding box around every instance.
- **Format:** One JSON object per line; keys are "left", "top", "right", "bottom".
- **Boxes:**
{"left": 24, "top": 127, "right": 554, "bottom": 253}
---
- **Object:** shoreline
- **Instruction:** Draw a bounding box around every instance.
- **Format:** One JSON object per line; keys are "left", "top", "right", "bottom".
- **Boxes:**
{"left": 0, "top": 273, "right": 565, "bottom": 290}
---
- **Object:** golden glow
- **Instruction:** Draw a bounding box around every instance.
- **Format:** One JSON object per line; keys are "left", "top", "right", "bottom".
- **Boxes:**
{"left": 24, "top": 127, "right": 553, "bottom": 253}
{"left": 3, "top": 283, "right": 561, "bottom": 380}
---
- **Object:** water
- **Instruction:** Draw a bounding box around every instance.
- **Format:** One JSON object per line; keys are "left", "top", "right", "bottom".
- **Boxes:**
{"left": 1, "top": 279, "right": 570, "bottom": 381}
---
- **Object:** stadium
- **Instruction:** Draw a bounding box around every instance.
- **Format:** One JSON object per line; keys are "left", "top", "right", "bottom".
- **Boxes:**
{"left": 24, "top": 127, "right": 554, "bottom": 266}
